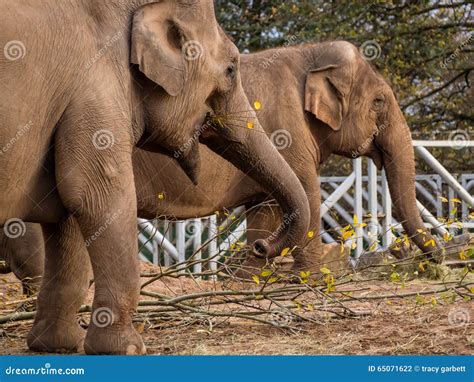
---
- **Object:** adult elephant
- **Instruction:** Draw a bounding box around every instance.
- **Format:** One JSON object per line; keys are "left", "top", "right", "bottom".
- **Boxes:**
{"left": 0, "top": 0, "right": 310, "bottom": 354}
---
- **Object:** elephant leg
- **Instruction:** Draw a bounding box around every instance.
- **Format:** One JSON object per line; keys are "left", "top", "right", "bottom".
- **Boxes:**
{"left": 291, "top": 172, "right": 350, "bottom": 276}
{"left": 1, "top": 222, "right": 44, "bottom": 296}
{"left": 54, "top": 112, "right": 144, "bottom": 355}
{"left": 16, "top": 223, "right": 45, "bottom": 297}
{"left": 27, "top": 218, "right": 90, "bottom": 353}
{"left": 233, "top": 203, "right": 284, "bottom": 278}
{"left": 291, "top": 171, "right": 323, "bottom": 271}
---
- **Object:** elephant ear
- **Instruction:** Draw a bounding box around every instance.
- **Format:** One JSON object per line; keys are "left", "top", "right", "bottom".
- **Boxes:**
{"left": 131, "top": 3, "right": 185, "bottom": 97}
{"left": 304, "top": 65, "right": 344, "bottom": 131}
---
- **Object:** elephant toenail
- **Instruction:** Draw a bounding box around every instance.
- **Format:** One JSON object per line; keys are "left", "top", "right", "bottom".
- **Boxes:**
{"left": 126, "top": 345, "right": 138, "bottom": 355}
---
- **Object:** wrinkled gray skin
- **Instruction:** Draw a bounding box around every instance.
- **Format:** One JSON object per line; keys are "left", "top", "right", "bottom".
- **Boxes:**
{"left": 0, "top": 0, "right": 309, "bottom": 354}
{"left": 3, "top": 41, "right": 444, "bottom": 300}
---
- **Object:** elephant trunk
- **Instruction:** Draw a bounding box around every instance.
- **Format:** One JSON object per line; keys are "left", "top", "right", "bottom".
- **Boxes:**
{"left": 203, "top": 82, "right": 310, "bottom": 259}
{"left": 377, "top": 111, "right": 444, "bottom": 262}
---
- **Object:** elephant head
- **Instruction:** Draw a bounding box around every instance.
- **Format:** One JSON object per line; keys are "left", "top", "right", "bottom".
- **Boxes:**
{"left": 130, "top": 1, "right": 310, "bottom": 258}
{"left": 304, "top": 41, "right": 443, "bottom": 261}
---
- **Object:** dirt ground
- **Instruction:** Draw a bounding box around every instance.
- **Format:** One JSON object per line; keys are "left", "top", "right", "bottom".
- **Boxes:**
{"left": 1, "top": 262, "right": 473, "bottom": 355}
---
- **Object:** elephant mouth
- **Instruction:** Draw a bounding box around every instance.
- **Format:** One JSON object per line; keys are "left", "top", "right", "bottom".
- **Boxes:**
{"left": 135, "top": 130, "right": 202, "bottom": 186}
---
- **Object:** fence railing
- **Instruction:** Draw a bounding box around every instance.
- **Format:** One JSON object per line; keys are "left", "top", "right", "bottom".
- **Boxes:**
{"left": 138, "top": 140, "right": 473, "bottom": 269}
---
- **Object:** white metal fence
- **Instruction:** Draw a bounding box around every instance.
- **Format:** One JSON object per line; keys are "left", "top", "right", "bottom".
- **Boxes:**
{"left": 138, "top": 140, "right": 473, "bottom": 269}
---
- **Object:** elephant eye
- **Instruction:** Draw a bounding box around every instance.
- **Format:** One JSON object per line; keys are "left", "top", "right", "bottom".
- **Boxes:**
{"left": 372, "top": 95, "right": 385, "bottom": 110}
{"left": 226, "top": 63, "right": 236, "bottom": 80}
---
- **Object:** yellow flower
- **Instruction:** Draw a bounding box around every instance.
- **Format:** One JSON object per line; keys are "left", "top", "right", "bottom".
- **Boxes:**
{"left": 253, "top": 101, "right": 262, "bottom": 110}
{"left": 320, "top": 267, "right": 331, "bottom": 275}
{"left": 157, "top": 192, "right": 165, "bottom": 200}
{"left": 247, "top": 121, "right": 254, "bottom": 129}
{"left": 424, "top": 239, "right": 435, "bottom": 247}
{"left": 443, "top": 232, "right": 452, "bottom": 242}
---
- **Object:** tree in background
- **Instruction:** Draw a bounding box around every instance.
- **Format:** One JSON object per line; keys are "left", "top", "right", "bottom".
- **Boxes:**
{"left": 216, "top": 0, "right": 473, "bottom": 172}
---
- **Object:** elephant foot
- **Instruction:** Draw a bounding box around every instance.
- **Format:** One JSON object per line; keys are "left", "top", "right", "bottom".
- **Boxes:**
{"left": 84, "top": 324, "right": 146, "bottom": 355}
{"left": 27, "top": 319, "right": 85, "bottom": 353}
